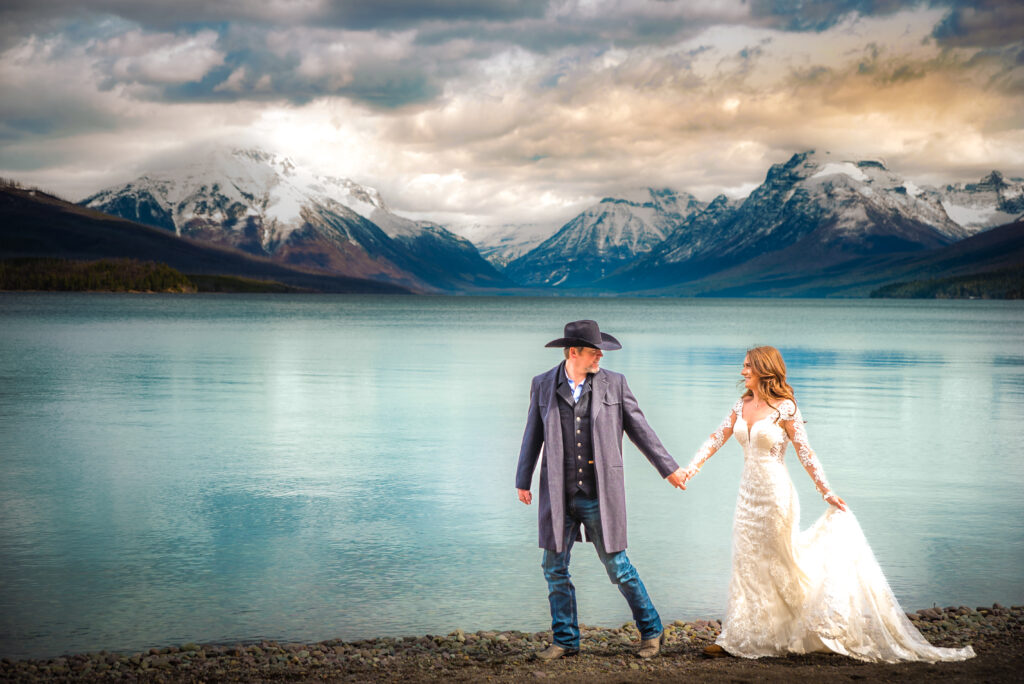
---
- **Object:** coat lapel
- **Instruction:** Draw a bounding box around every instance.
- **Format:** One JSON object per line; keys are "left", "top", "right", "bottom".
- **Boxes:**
{"left": 555, "top": 372, "right": 574, "bottom": 406}
{"left": 591, "top": 369, "right": 607, "bottom": 420}
{"left": 542, "top": 364, "right": 563, "bottom": 474}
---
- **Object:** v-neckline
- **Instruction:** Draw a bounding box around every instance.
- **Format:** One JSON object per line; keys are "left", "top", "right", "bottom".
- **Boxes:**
{"left": 740, "top": 407, "right": 776, "bottom": 440}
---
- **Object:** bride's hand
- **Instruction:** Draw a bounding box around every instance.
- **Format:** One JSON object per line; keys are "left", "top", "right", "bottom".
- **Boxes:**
{"left": 824, "top": 492, "right": 848, "bottom": 512}
{"left": 676, "top": 466, "right": 698, "bottom": 488}
{"left": 666, "top": 467, "right": 688, "bottom": 490}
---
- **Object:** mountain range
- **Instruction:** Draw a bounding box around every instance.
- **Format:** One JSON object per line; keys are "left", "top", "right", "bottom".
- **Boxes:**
{"left": 3, "top": 147, "right": 1022, "bottom": 296}
{"left": 0, "top": 182, "right": 410, "bottom": 294}
{"left": 504, "top": 188, "right": 705, "bottom": 288}
{"left": 81, "top": 148, "right": 510, "bottom": 293}
{"left": 504, "top": 150, "right": 1023, "bottom": 295}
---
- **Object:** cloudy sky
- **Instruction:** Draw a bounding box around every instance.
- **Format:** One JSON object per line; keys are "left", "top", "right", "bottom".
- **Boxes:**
{"left": 1, "top": 1, "right": 1022, "bottom": 232}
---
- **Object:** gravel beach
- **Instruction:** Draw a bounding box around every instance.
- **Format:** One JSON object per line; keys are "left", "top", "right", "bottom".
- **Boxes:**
{"left": 2, "top": 603, "right": 1021, "bottom": 683}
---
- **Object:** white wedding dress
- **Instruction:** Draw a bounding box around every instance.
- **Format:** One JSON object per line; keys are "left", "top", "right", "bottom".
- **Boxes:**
{"left": 685, "top": 398, "right": 975, "bottom": 663}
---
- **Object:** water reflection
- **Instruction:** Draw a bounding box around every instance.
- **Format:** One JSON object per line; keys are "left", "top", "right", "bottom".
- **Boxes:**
{"left": 0, "top": 294, "right": 1022, "bottom": 659}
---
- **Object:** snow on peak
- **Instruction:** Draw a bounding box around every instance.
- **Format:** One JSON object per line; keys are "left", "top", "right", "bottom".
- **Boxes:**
{"left": 810, "top": 162, "right": 870, "bottom": 183}
{"left": 311, "top": 176, "right": 386, "bottom": 220}
{"left": 85, "top": 145, "right": 404, "bottom": 240}
{"left": 902, "top": 180, "right": 924, "bottom": 198}
{"left": 939, "top": 171, "right": 1024, "bottom": 230}
{"left": 940, "top": 201, "right": 1011, "bottom": 229}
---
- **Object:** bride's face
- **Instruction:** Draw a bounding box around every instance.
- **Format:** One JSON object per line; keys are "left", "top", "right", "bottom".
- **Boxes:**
{"left": 741, "top": 355, "right": 758, "bottom": 390}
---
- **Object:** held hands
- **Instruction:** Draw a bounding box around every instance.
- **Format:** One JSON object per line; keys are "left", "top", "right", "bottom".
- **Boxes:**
{"left": 666, "top": 467, "right": 692, "bottom": 490}
{"left": 666, "top": 466, "right": 698, "bottom": 490}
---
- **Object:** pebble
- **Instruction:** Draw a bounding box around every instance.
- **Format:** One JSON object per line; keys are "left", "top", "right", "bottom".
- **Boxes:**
{"left": 1, "top": 603, "right": 1018, "bottom": 682}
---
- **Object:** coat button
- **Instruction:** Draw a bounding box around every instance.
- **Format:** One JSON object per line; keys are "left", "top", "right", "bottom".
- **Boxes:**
{"left": 578, "top": 481, "right": 583, "bottom": 485}
{"left": 576, "top": 417, "right": 580, "bottom": 422}
{"left": 577, "top": 442, "right": 582, "bottom": 447}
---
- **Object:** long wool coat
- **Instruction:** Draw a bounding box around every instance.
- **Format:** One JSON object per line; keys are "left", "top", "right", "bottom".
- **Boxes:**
{"left": 515, "top": 363, "right": 679, "bottom": 554}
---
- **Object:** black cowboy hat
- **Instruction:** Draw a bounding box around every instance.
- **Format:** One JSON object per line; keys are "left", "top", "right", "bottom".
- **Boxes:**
{"left": 544, "top": 320, "right": 622, "bottom": 350}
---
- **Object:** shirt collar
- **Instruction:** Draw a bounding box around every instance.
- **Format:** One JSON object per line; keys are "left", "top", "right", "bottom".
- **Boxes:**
{"left": 562, "top": 363, "right": 590, "bottom": 402}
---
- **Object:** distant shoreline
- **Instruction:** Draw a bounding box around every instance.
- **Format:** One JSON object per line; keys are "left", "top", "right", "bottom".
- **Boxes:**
{"left": 3, "top": 255, "right": 1024, "bottom": 299}
{"left": 0, "top": 257, "right": 318, "bottom": 294}
{"left": 2, "top": 603, "right": 1020, "bottom": 683}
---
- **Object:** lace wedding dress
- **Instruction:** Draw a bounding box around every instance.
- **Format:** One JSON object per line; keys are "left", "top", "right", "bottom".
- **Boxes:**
{"left": 685, "top": 398, "right": 975, "bottom": 663}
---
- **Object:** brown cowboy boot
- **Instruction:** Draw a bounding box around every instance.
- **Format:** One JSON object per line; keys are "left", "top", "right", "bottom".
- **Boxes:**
{"left": 637, "top": 631, "right": 665, "bottom": 659}
{"left": 703, "top": 643, "right": 730, "bottom": 658}
{"left": 534, "top": 643, "right": 580, "bottom": 661}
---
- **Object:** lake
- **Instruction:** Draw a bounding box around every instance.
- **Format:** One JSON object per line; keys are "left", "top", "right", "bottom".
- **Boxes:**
{"left": 1, "top": 293, "right": 1022, "bottom": 659}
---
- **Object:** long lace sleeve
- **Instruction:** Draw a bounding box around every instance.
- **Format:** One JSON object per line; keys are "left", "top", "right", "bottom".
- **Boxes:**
{"left": 684, "top": 399, "right": 741, "bottom": 477}
{"left": 778, "top": 400, "right": 833, "bottom": 499}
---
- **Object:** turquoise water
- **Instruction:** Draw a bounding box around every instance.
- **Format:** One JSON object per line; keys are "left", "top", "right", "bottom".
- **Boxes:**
{"left": 1, "top": 294, "right": 1022, "bottom": 659}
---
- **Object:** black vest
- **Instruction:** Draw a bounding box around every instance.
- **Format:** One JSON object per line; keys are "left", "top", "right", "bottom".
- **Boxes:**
{"left": 558, "top": 371, "right": 597, "bottom": 498}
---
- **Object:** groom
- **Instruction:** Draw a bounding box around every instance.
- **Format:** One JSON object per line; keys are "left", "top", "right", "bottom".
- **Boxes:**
{"left": 515, "top": 320, "right": 687, "bottom": 661}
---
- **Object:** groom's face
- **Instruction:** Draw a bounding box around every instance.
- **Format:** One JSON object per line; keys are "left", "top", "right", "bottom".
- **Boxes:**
{"left": 571, "top": 346, "right": 603, "bottom": 374}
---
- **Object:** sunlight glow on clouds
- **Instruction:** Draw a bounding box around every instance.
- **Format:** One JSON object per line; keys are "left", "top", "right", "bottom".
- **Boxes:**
{"left": 0, "top": 0, "right": 1021, "bottom": 230}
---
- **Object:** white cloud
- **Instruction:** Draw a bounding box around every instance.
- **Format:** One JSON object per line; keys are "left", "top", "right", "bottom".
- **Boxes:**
{"left": 214, "top": 66, "right": 248, "bottom": 93}
{"left": 98, "top": 29, "right": 224, "bottom": 84}
{"left": 0, "top": 3, "right": 1022, "bottom": 234}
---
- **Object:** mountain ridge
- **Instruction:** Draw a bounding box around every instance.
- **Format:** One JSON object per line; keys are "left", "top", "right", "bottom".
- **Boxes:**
{"left": 505, "top": 188, "right": 706, "bottom": 287}
{"left": 6, "top": 147, "right": 1022, "bottom": 297}
{"left": 0, "top": 182, "right": 411, "bottom": 294}
{"left": 81, "top": 148, "right": 510, "bottom": 293}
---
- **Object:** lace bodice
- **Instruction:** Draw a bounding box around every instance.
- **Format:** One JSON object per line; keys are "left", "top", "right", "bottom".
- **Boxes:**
{"left": 685, "top": 398, "right": 832, "bottom": 499}
{"left": 684, "top": 395, "right": 974, "bottom": 663}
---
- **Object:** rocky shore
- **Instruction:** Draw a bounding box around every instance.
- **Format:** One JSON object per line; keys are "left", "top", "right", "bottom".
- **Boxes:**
{"left": 1, "top": 603, "right": 1021, "bottom": 683}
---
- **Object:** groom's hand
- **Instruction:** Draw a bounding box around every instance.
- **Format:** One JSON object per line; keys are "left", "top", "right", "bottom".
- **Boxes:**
{"left": 517, "top": 488, "right": 532, "bottom": 505}
{"left": 666, "top": 467, "right": 688, "bottom": 490}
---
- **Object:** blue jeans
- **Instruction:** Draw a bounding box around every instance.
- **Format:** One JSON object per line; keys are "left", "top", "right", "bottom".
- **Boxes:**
{"left": 541, "top": 493, "right": 663, "bottom": 649}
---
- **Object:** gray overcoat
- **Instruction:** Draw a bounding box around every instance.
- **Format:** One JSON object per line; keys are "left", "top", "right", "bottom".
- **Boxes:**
{"left": 515, "top": 362, "right": 679, "bottom": 554}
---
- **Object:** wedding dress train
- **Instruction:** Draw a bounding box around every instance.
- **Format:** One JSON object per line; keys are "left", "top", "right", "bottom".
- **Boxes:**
{"left": 688, "top": 398, "right": 975, "bottom": 663}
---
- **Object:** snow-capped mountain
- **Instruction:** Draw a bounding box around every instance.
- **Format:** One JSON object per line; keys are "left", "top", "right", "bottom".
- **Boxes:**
{"left": 74, "top": 146, "right": 1021, "bottom": 296}
{"left": 325, "top": 178, "right": 514, "bottom": 289}
{"left": 604, "top": 151, "right": 974, "bottom": 291}
{"left": 939, "top": 171, "right": 1024, "bottom": 232}
{"left": 505, "top": 188, "right": 705, "bottom": 287}
{"left": 641, "top": 193, "right": 742, "bottom": 265}
{"left": 452, "top": 222, "right": 559, "bottom": 269}
{"left": 81, "top": 148, "right": 508, "bottom": 292}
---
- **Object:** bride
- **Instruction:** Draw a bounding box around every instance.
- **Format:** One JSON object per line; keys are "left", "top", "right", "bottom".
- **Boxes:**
{"left": 679, "top": 346, "right": 975, "bottom": 663}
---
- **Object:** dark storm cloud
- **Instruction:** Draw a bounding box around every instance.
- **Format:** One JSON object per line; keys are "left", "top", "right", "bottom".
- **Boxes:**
{"left": 412, "top": 11, "right": 716, "bottom": 57}
{"left": 3, "top": 0, "right": 1023, "bottom": 212}
{"left": 746, "top": 0, "right": 924, "bottom": 32}
{"left": 743, "top": 0, "right": 1021, "bottom": 51}
{"left": 0, "top": 2, "right": 687, "bottom": 111}
{"left": 0, "top": 104, "right": 115, "bottom": 142}
{"left": 0, "top": 0, "right": 548, "bottom": 35}
{"left": 82, "top": 22, "right": 441, "bottom": 109}
{"left": 3, "top": 1, "right": 1022, "bottom": 115}
{"left": 314, "top": 0, "right": 549, "bottom": 30}
{"left": 156, "top": 52, "right": 440, "bottom": 108}
{"left": 0, "top": 2, "right": 755, "bottom": 111}
{"left": 932, "top": 0, "right": 1024, "bottom": 48}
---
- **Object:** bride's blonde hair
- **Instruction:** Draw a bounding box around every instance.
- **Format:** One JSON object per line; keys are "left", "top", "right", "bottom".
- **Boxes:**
{"left": 743, "top": 345, "right": 796, "bottom": 413}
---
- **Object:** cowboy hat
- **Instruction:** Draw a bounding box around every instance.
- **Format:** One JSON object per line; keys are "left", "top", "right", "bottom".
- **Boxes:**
{"left": 544, "top": 319, "right": 622, "bottom": 350}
